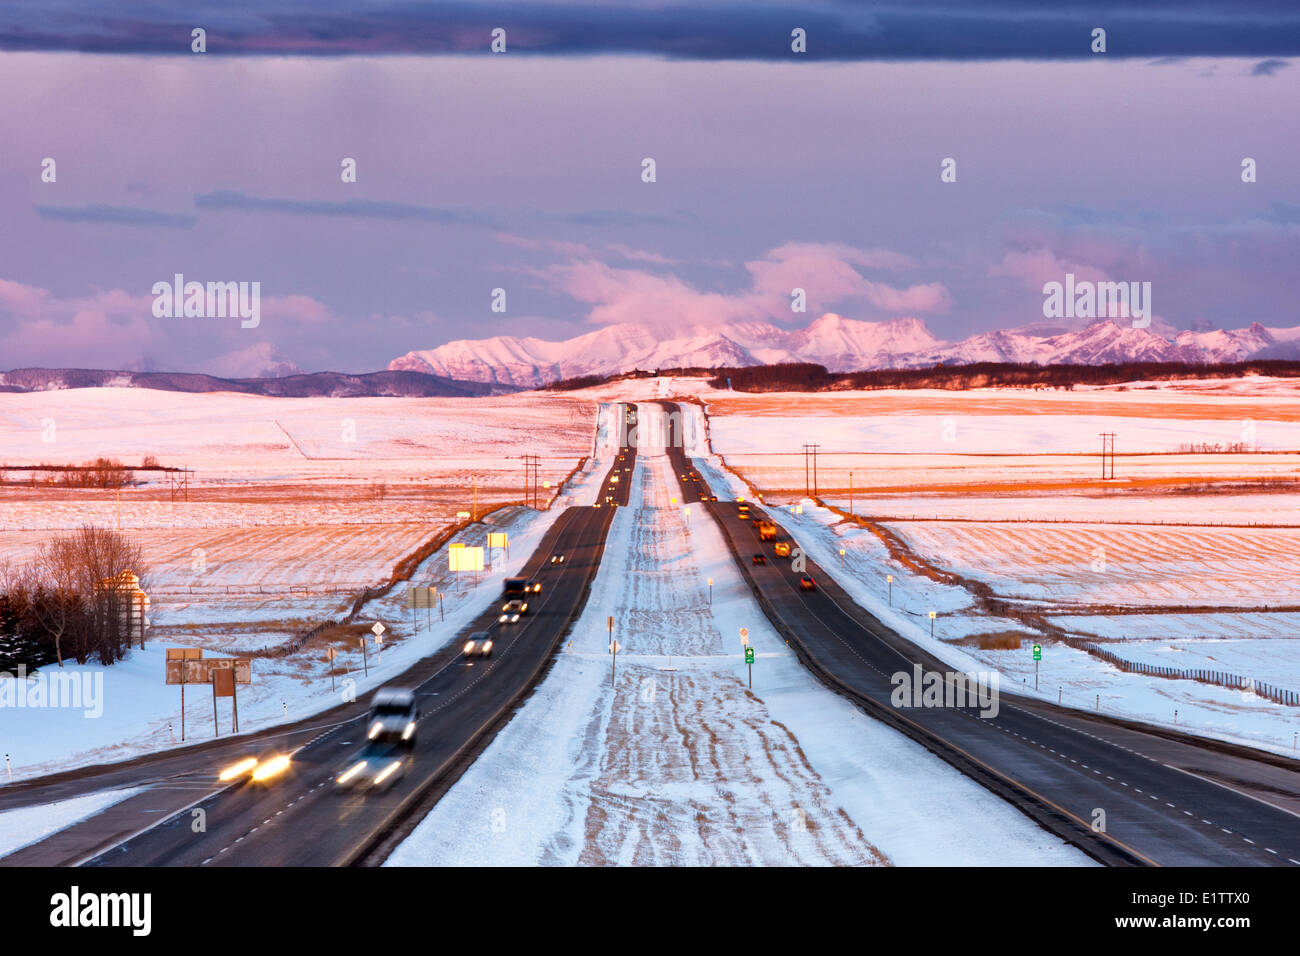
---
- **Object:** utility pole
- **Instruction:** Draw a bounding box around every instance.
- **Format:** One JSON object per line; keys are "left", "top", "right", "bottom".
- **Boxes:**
{"left": 519, "top": 455, "right": 541, "bottom": 508}
{"left": 1099, "top": 433, "right": 1116, "bottom": 480}
{"left": 801, "top": 443, "right": 820, "bottom": 499}
{"left": 849, "top": 470, "right": 854, "bottom": 517}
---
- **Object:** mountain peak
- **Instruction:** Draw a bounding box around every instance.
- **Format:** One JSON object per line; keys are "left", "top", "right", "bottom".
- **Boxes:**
{"left": 388, "top": 314, "right": 1300, "bottom": 388}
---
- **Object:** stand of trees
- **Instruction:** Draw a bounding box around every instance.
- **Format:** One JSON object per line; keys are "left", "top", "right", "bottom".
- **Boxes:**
{"left": 713, "top": 359, "right": 1300, "bottom": 392}
{"left": 0, "top": 525, "right": 149, "bottom": 670}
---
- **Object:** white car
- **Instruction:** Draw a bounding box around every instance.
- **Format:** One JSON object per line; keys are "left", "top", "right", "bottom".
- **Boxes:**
{"left": 463, "top": 631, "right": 494, "bottom": 657}
{"left": 335, "top": 742, "right": 411, "bottom": 793}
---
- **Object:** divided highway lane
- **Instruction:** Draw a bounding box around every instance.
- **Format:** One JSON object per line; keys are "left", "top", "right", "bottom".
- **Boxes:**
{"left": 657, "top": 402, "right": 1300, "bottom": 866}
{"left": 4, "top": 406, "right": 637, "bottom": 868}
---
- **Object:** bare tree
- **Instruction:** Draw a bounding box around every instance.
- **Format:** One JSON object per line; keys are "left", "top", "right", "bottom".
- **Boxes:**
{"left": 28, "top": 525, "right": 149, "bottom": 665}
{"left": 75, "top": 524, "right": 149, "bottom": 663}
{"left": 30, "top": 539, "right": 80, "bottom": 666}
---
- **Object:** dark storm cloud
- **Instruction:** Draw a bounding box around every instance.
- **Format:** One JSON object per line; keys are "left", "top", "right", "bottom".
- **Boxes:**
{"left": 193, "top": 190, "right": 698, "bottom": 231}
{"left": 2, "top": 1, "right": 1299, "bottom": 59}
{"left": 194, "top": 190, "right": 500, "bottom": 227}
{"left": 1252, "top": 57, "right": 1290, "bottom": 74}
{"left": 34, "top": 203, "right": 197, "bottom": 227}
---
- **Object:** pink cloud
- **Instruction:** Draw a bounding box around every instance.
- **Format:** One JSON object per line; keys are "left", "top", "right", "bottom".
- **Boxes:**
{"left": 534, "top": 241, "right": 949, "bottom": 332}
{"left": 990, "top": 249, "right": 1110, "bottom": 290}
{"left": 0, "top": 279, "right": 338, "bottom": 371}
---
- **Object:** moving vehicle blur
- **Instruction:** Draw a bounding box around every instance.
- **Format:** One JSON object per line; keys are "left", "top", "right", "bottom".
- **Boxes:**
{"left": 335, "top": 741, "right": 412, "bottom": 793}
{"left": 367, "top": 688, "right": 419, "bottom": 746}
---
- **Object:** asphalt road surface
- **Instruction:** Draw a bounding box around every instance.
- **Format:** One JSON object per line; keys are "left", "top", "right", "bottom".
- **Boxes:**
{"left": 657, "top": 400, "right": 1300, "bottom": 867}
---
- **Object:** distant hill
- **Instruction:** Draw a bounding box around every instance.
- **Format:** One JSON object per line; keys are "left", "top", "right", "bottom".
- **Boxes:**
{"left": 0, "top": 368, "right": 514, "bottom": 398}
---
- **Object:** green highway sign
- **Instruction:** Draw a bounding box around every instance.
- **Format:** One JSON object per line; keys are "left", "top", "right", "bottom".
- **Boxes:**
{"left": 745, "top": 647, "right": 755, "bottom": 664}
{"left": 1032, "top": 644, "right": 1042, "bottom": 661}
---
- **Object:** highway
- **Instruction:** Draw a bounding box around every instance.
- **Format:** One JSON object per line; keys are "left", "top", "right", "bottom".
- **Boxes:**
{"left": 657, "top": 400, "right": 1300, "bottom": 866}
{"left": 6, "top": 394, "right": 1299, "bottom": 868}
{"left": 1, "top": 405, "right": 638, "bottom": 867}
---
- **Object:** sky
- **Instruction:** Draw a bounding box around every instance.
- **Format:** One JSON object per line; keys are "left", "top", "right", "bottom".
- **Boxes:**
{"left": 1, "top": 2, "right": 1298, "bottom": 375}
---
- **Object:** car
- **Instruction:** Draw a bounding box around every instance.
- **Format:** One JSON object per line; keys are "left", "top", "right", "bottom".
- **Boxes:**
{"left": 707, "top": 495, "right": 718, "bottom": 501}
{"left": 248, "top": 754, "right": 293, "bottom": 784}
{"left": 799, "top": 576, "right": 817, "bottom": 591}
{"left": 550, "top": 554, "right": 565, "bottom": 564}
{"left": 335, "top": 741, "right": 412, "bottom": 793}
{"left": 751, "top": 517, "right": 761, "bottom": 527}
{"left": 367, "top": 688, "right": 419, "bottom": 746}
{"left": 751, "top": 553, "right": 767, "bottom": 565}
{"left": 219, "top": 752, "right": 291, "bottom": 785}
{"left": 463, "top": 631, "right": 494, "bottom": 657}
{"left": 774, "top": 541, "right": 791, "bottom": 557}
{"left": 499, "top": 599, "right": 528, "bottom": 623}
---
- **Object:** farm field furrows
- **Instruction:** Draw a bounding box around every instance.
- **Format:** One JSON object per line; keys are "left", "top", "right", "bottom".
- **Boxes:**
{"left": 889, "top": 521, "right": 1300, "bottom": 608}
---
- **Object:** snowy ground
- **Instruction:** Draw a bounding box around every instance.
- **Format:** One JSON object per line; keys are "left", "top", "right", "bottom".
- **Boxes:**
{"left": 0, "top": 399, "right": 625, "bottom": 781}
{"left": 0, "top": 387, "right": 595, "bottom": 480}
{"left": 387, "top": 405, "right": 1090, "bottom": 866}
{"left": 664, "top": 397, "right": 1300, "bottom": 758}
{"left": 0, "top": 787, "right": 141, "bottom": 858}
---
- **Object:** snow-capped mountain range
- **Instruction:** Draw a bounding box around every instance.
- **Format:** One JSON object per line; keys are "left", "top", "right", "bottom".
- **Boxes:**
{"left": 389, "top": 314, "right": 1300, "bottom": 388}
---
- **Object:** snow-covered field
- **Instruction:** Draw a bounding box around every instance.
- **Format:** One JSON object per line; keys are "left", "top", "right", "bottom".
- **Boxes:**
{"left": 388, "top": 404, "right": 1091, "bottom": 866}
{"left": 823, "top": 491, "right": 1300, "bottom": 526}
{"left": 0, "top": 391, "right": 620, "bottom": 779}
{"left": 892, "top": 521, "right": 1300, "bottom": 608}
{"left": 0, "top": 387, "right": 595, "bottom": 479}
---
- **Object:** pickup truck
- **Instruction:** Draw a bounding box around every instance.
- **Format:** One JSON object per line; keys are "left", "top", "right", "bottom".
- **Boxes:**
{"left": 367, "top": 688, "right": 419, "bottom": 747}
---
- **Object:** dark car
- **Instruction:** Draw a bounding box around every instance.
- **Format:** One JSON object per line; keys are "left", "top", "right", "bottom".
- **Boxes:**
{"left": 463, "top": 631, "right": 494, "bottom": 657}
{"left": 799, "top": 576, "right": 816, "bottom": 591}
{"left": 751, "top": 553, "right": 767, "bottom": 565}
